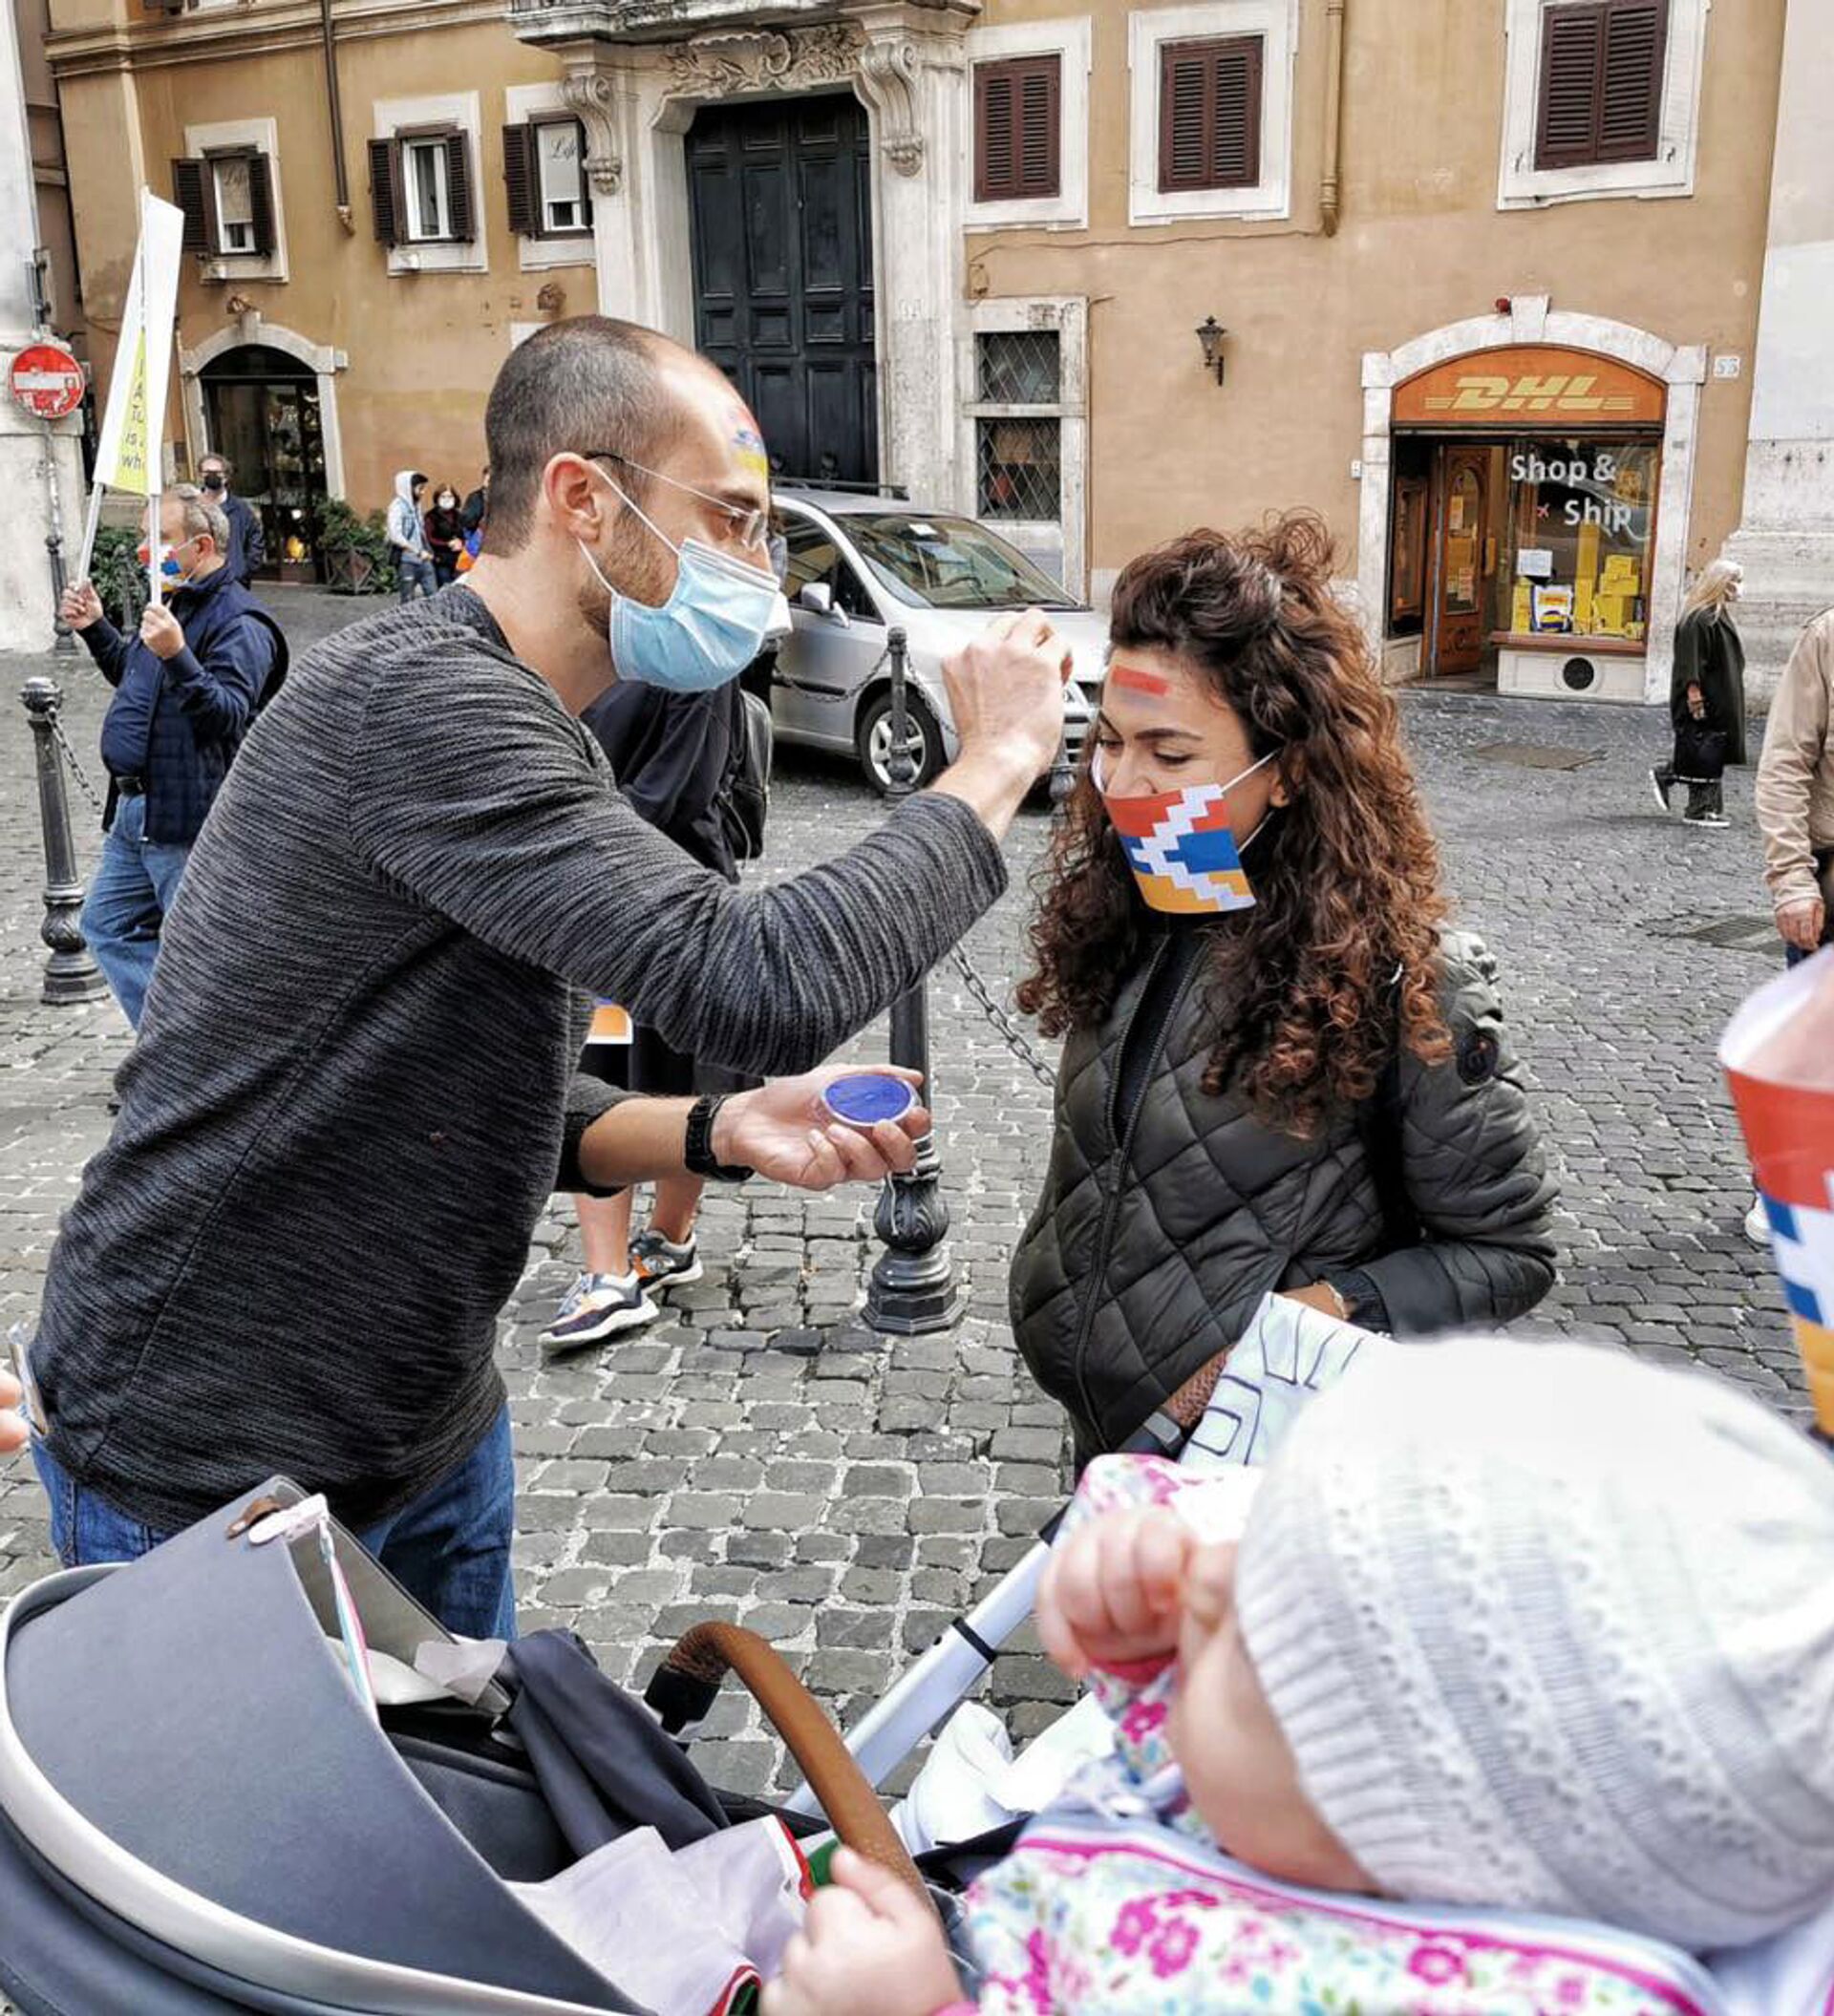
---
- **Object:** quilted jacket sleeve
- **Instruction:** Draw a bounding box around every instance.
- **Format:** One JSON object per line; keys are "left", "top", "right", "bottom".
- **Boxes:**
{"left": 1347, "top": 932, "right": 1557, "bottom": 1336}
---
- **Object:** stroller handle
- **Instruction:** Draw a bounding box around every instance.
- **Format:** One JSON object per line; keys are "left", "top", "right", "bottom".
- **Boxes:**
{"left": 659, "top": 1622, "right": 937, "bottom": 1912}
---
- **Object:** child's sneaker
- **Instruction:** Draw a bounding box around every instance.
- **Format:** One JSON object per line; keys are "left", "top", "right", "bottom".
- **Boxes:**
{"left": 631, "top": 1229, "right": 704, "bottom": 1293}
{"left": 538, "top": 1270, "right": 658, "bottom": 1355}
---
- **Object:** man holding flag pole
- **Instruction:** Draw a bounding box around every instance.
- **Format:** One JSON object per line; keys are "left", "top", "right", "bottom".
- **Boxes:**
{"left": 61, "top": 190, "right": 286, "bottom": 1027}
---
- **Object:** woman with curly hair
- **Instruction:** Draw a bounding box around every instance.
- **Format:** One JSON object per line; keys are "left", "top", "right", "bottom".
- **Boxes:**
{"left": 1010, "top": 512, "right": 1557, "bottom": 1460}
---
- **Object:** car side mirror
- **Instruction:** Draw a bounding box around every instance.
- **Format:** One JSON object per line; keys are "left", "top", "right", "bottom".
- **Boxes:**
{"left": 798, "top": 581, "right": 834, "bottom": 617}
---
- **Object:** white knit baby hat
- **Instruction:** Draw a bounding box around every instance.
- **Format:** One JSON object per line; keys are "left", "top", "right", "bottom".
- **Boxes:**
{"left": 1235, "top": 1335, "right": 1834, "bottom": 1949}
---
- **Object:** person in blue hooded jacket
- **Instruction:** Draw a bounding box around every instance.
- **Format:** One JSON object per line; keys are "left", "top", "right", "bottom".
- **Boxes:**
{"left": 58, "top": 484, "right": 288, "bottom": 1029}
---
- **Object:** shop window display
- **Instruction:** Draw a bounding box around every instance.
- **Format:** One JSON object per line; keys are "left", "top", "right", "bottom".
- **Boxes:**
{"left": 1495, "top": 436, "right": 1658, "bottom": 644}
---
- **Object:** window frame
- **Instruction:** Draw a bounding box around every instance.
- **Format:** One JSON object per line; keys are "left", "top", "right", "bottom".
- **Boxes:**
{"left": 176, "top": 119, "right": 288, "bottom": 284}
{"left": 964, "top": 17, "right": 1091, "bottom": 232}
{"left": 533, "top": 117, "right": 591, "bottom": 237}
{"left": 973, "top": 53, "right": 1062, "bottom": 206}
{"left": 955, "top": 297, "right": 1089, "bottom": 597}
{"left": 503, "top": 85, "right": 600, "bottom": 273}
{"left": 399, "top": 130, "right": 455, "bottom": 244}
{"left": 1498, "top": 0, "right": 1705, "bottom": 209}
{"left": 1127, "top": 0, "right": 1296, "bottom": 225}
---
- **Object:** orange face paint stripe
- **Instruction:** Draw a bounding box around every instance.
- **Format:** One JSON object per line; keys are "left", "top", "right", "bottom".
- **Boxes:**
{"left": 1108, "top": 664, "right": 1170, "bottom": 696}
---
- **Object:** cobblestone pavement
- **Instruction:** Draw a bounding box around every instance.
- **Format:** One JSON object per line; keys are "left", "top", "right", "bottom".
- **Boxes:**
{"left": 0, "top": 587, "right": 1802, "bottom": 1804}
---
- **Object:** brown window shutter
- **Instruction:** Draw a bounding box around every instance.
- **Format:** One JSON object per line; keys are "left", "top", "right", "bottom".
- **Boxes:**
{"left": 1536, "top": 0, "right": 1665, "bottom": 169}
{"left": 171, "top": 158, "right": 210, "bottom": 253}
{"left": 502, "top": 122, "right": 539, "bottom": 235}
{"left": 444, "top": 131, "right": 475, "bottom": 242}
{"left": 368, "top": 137, "right": 399, "bottom": 245}
{"left": 1160, "top": 35, "right": 1263, "bottom": 193}
{"left": 1598, "top": 0, "right": 1667, "bottom": 160}
{"left": 974, "top": 55, "right": 1059, "bottom": 203}
{"left": 576, "top": 121, "right": 595, "bottom": 228}
{"left": 245, "top": 152, "right": 276, "bottom": 256}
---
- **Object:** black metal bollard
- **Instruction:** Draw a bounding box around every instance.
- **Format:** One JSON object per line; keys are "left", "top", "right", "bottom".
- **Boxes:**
{"left": 864, "top": 627, "right": 963, "bottom": 1335}
{"left": 21, "top": 679, "right": 107, "bottom": 1004}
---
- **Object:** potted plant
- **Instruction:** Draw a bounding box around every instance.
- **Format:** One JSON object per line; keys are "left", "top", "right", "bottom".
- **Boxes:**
{"left": 318, "top": 498, "right": 395, "bottom": 595}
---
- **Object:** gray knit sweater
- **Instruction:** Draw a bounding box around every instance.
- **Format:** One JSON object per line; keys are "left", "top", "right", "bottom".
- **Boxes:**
{"left": 34, "top": 588, "right": 1006, "bottom": 1533}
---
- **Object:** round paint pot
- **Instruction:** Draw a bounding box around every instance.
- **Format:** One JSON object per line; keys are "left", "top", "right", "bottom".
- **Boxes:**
{"left": 820, "top": 1072, "right": 918, "bottom": 1130}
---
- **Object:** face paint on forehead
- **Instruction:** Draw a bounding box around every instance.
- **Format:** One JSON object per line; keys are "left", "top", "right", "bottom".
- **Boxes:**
{"left": 728, "top": 413, "right": 770, "bottom": 488}
{"left": 1107, "top": 660, "right": 1172, "bottom": 697}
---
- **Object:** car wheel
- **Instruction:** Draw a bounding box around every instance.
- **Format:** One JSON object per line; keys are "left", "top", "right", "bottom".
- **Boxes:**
{"left": 857, "top": 691, "right": 946, "bottom": 796}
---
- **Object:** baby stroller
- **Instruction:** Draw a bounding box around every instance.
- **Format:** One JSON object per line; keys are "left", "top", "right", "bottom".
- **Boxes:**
{"left": 0, "top": 1475, "right": 935, "bottom": 2014}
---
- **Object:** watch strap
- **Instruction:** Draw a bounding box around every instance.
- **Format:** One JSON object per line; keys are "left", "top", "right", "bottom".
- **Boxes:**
{"left": 685, "top": 1094, "right": 755, "bottom": 1182}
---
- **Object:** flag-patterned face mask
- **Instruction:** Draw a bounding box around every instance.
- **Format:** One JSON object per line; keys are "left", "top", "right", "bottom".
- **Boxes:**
{"left": 1092, "top": 744, "right": 1279, "bottom": 915}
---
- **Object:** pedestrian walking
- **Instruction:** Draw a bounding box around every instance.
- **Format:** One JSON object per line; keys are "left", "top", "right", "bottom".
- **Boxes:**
{"left": 425, "top": 482, "right": 468, "bottom": 589}
{"left": 541, "top": 677, "right": 759, "bottom": 1352}
{"left": 1010, "top": 513, "right": 1555, "bottom": 1465}
{"left": 1740, "top": 605, "right": 1834, "bottom": 1242}
{"left": 386, "top": 469, "right": 437, "bottom": 602}
{"left": 22, "top": 315, "right": 1069, "bottom": 1637}
{"left": 1651, "top": 557, "right": 1747, "bottom": 829}
{"left": 197, "top": 453, "right": 266, "bottom": 586}
{"left": 461, "top": 465, "right": 489, "bottom": 536}
{"left": 56, "top": 485, "right": 288, "bottom": 1029}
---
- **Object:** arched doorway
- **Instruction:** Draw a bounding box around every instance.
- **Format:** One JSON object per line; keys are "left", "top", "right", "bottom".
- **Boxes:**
{"left": 200, "top": 344, "right": 329, "bottom": 581}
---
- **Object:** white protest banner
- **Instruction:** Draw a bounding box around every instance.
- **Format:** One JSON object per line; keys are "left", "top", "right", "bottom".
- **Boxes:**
{"left": 78, "top": 189, "right": 185, "bottom": 599}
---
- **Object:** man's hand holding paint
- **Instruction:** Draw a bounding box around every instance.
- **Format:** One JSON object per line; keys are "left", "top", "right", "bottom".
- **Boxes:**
{"left": 932, "top": 608, "right": 1073, "bottom": 839}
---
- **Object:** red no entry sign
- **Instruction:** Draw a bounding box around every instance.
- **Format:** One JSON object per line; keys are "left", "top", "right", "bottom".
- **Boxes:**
{"left": 10, "top": 343, "right": 85, "bottom": 420}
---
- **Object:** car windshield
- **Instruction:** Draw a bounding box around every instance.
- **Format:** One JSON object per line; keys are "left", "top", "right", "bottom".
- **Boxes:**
{"left": 839, "top": 513, "right": 1080, "bottom": 611}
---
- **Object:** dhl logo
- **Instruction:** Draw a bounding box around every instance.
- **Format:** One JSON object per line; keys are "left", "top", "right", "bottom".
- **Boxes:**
{"left": 1421, "top": 373, "right": 1637, "bottom": 416}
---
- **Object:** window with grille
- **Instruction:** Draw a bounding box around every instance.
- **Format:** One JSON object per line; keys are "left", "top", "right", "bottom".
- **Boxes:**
{"left": 974, "top": 55, "right": 1061, "bottom": 203}
{"left": 1534, "top": 0, "right": 1669, "bottom": 169}
{"left": 973, "top": 330, "right": 1063, "bottom": 524}
{"left": 1158, "top": 34, "right": 1264, "bottom": 193}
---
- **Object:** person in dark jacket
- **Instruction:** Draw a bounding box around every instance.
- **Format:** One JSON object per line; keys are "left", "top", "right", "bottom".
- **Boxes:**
{"left": 1010, "top": 513, "right": 1557, "bottom": 1464}
{"left": 461, "top": 466, "right": 489, "bottom": 535}
{"left": 424, "top": 482, "right": 468, "bottom": 589}
{"left": 58, "top": 485, "right": 287, "bottom": 1028}
{"left": 539, "top": 677, "right": 761, "bottom": 1350}
{"left": 1652, "top": 557, "right": 1747, "bottom": 830}
{"left": 197, "top": 453, "right": 266, "bottom": 586}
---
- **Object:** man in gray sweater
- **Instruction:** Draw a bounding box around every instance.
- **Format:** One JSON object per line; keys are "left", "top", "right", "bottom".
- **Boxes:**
{"left": 26, "top": 317, "right": 1067, "bottom": 1634}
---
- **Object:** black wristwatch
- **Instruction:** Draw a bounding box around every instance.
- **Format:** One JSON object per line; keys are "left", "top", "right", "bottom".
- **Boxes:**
{"left": 684, "top": 1094, "right": 755, "bottom": 1182}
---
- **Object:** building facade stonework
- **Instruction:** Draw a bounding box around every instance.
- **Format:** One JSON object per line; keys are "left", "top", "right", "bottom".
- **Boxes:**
{"left": 41, "top": 0, "right": 1824, "bottom": 700}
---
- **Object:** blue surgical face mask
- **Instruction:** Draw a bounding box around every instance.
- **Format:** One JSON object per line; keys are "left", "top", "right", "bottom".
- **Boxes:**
{"left": 578, "top": 477, "right": 778, "bottom": 692}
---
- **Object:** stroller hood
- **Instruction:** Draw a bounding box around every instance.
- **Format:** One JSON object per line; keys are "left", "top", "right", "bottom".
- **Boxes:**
{"left": 0, "top": 1481, "right": 639, "bottom": 2014}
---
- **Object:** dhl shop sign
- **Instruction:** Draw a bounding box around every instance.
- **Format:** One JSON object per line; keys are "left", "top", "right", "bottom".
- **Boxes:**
{"left": 1392, "top": 346, "right": 1667, "bottom": 429}
{"left": 1510, "top": 446, "right": 1644, "bottom": 535}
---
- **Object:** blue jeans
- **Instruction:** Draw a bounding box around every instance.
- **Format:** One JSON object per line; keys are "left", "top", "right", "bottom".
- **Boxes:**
{"left": 79, "top": 794, "right": 191, "bottom": 1029}
{"left": 28, "top": 1404, "right": 518, "bottom": 1641}
{"left": 396, "top": 555, "right": 437, "bottom": 604}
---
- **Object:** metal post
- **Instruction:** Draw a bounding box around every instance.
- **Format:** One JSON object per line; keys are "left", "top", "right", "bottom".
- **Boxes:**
{"left": 43, "top": 419, "right": 74, "bottom": 654}
{"left": 21, "top": 679, "right": 107, "bottom": 1004}
{"left": 864, "top": 626, "right": 962, "bottom": 1335}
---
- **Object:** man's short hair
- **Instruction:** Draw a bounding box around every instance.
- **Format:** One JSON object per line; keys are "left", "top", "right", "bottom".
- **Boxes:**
{"left": 481, "top": 317, "right": 687, "bottom": 554}
{"left": 168, "top": 483, "right": 230, "bottom": 552}
{"left": 200, "top": 452, "right": 231, "bottom": 477}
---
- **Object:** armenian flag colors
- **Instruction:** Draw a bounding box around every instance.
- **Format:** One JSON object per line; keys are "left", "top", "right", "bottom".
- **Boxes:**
{"left": 1721, "top": 952, "right": 1834, "bottom": 1436}
{"left": 1107, "top": 783, "right": 1256, "bottom": 915}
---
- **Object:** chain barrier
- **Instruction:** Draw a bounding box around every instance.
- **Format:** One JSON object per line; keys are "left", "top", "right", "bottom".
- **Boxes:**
{"left": 948, "top": 944, "right": 1058, "bottom": 1091}
{"left": 49, "top": 707, "right": 105, "bottom": 817}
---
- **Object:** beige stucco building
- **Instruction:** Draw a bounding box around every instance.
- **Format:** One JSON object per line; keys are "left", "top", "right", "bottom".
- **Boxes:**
{"left": 38, "top": 0, "right": 1825, "bottom": 698}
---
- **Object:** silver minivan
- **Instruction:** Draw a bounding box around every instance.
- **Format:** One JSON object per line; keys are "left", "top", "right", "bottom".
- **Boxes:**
{"left": 770, "top": 489, "right": 1106, "bottom": 794}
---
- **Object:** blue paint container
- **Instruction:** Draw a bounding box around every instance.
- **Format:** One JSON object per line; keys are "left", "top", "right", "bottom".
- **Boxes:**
{"left": 820, "top": 1072, "right": 917, "bottom": 1129}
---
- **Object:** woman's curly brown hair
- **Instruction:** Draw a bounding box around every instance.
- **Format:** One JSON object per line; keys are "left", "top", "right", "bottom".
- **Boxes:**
{"left": 1017, "top": 511, "right": 1450, "bottom": 1138}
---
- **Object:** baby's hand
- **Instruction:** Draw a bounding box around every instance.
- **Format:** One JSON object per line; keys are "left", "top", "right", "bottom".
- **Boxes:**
{"left": 762, "top": 1848, "right": 962, "bottom": 2016}
{"left": 1036, "top": 1505, "right": 1198, "bottom": 1680}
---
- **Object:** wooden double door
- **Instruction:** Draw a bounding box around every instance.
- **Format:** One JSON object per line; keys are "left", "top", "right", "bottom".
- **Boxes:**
{"left": 686, "top": 93, "right": 879, "bottom": 487}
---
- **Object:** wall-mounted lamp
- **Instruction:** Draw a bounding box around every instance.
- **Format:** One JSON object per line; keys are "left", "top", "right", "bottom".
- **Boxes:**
{"left": 1195, "top": 315, "right": 1227, "bottom": 386}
